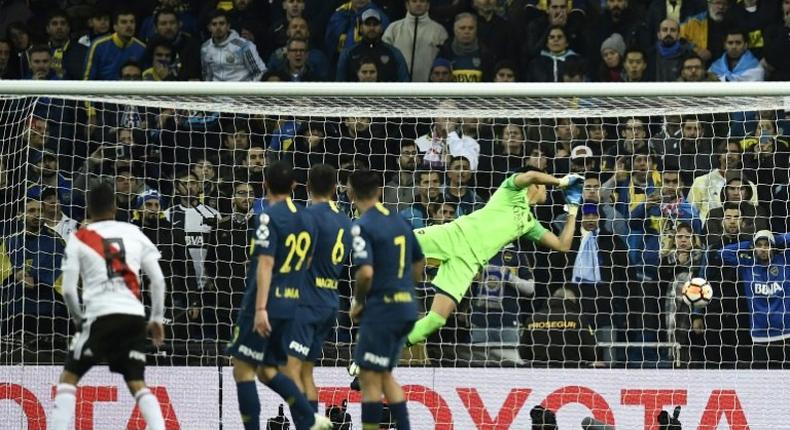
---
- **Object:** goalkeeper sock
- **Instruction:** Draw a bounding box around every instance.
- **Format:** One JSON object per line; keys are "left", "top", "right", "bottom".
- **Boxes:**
{"left": 389, "top": 401, "right": 410, "bottom": 430}
{"left": 266, "top": 372, "right": 314, "bottom": 429}
{"left": 135, "top": 388, "right": 165, "bottom": 430}
{"left": 309, "top": 400, "right": 319, "bottom": 413}
{"left": 236, "top": 381, "right": 261, "bottom": 430}
{"left": 361, "top": 401, "right": 383, "bottom": 430}
{"left": 406, "top": 311, "right": 447, "bottom": 346}
{"left": 51, "top": 383, "right": 77, "bottom": 430}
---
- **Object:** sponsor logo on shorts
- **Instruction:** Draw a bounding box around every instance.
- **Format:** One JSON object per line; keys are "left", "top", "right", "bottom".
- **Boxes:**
{"left": 289, "top": 340, "right": 310, "bottom": 356}
{"left": 129, "top": 350, "right": 146, "bottom": 362}
{"left": 238, "top": 345, "right": 264, "bottom": 361}
{"left": 363, "top": 352, "right": 390, "bottom": 367}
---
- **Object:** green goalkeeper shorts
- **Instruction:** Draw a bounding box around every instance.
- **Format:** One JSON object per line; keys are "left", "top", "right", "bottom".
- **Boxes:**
{"left": 414, "top": 223, "right": 481, "bottom": 304}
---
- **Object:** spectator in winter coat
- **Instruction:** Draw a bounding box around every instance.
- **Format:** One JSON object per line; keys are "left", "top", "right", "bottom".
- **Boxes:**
{"left": 325, "top": 0, "right": 390, "bottom": 59}
{"left": 622, "top": 47, "right": 650, "bottom": 82}
{"left": 680, "top": 0, "right": 731, "bottom": 62}
{"left": 382, "top": 0, "right": 448, "bottom": 82}
{"left": 526, "top": 26, "right": 580, "bottom": 82}
{"left": 677, "top": 54, "right": 720, "bottom": 81}
{"left": 276, "top": 38, "right": 326, "bottom": 81}
{"left": 598, "top": 33, "right": 625, "bottom": 82}
{"left": 267, "top": 17, "right": 331, "bottom": 81}
{"left": 708, "top": 29, "right": 764, "bottom": 81}
{"left": 152, "top": 7, "right": 202, "bottom": 80}
{"left": 719, "top": 230, "right": 790, "bottom": 368}
{"left": 726, "top": 0, "right": 777, "bottom": 59}
{"left": 645, "top": 0, "right": 705, "bottom": 45}
{"left": 472, "top": 0, "right": 513, "bottom": 63}
{"left": 201, "top": 10, "right": 267, "bottom": 82}
{"left": 439, "top": 13, "right": 496, "bottom": 82}
{"left": 429, "top": 57, "right": 453, "bottom": 82}
{"left": 760, "top": 0, "right": 790, "bottom": 81}
{"left": 596, "top": 0, "right": 650, "bottom": 57}
{"left": 336, "top": 9, "right": 409, "bottom": 82}
{"left": 83, "top": 9, "right": 146, "bottom": 81}
{"left": 651, "top": 19, "right": 695, "bottom": 81}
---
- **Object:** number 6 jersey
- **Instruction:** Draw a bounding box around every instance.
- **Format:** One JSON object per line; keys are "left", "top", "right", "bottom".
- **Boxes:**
{"left": 62, "top": 220, "right": 162, "bottom": 321}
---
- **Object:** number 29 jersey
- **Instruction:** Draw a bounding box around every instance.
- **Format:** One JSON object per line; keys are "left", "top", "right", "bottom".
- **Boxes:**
{"left": 241, "top": 197, "right": 317, "bottom": 320}
{"left": 62, "top": 220, "right": 162, "bottom": 322}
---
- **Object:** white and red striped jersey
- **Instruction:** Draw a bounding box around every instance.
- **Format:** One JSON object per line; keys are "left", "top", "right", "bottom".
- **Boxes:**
{"left": 62, "top": 220, "right": 162, "bottom": 322}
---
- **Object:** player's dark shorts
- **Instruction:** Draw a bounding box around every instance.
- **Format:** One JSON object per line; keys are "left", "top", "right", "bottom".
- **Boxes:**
{"left": 354, "top": 320, "right": 415, "bottom": 372}
{"left": 227, "top": 315, "right": 291, "bottom": 367}
{"left": 64, "top": 314, "right": 148, "bottom": 381}
{"left": 289, "top": 305, "right": 337, "bottom": 362}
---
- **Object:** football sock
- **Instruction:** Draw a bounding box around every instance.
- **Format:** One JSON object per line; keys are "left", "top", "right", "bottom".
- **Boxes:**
{"left": 135, "top": 388, "right": 165, "bottom": 430}
{"left": 389, "top": 401, "right": 410, "bottom": 430}
{"left": 361, "top": 401, "right": 383, "bottom": 430}
{"left": 266, "top": 372, "right": 315, "bottom": 429}
{"left": 236, "top": 381, "right": 260, "bottom": 430}
{"left": 51, "top": 383, "right": 77, "bottom": 430}
{"left": 406, "top": 311, "right": 447, "bottom": 346}
{"left": 309, "top": 400, "right": 319, "bottom": 413}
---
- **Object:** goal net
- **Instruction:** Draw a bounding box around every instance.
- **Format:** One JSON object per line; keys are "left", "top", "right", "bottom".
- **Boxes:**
{"left": 2, "top": 82, "right": 790, "bottom": 429}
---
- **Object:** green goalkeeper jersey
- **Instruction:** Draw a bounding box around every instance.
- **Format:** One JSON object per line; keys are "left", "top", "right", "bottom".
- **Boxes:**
{"left": 454, "top": 173, "right": 547, "bottom": 263}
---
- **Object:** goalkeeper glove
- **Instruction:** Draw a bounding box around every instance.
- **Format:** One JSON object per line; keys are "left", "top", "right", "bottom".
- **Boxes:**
{"left": 558, "top": 173, "right": 584, "bottom": 189}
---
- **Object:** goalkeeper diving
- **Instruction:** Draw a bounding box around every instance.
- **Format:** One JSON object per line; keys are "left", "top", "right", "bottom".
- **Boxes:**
{"left": 405, "top": 167, "right": 584, "bottom": 346}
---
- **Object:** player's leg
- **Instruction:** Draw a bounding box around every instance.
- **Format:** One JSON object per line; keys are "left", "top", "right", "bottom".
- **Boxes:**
{"left": 382, "top": 372, "right": 410, "bottom": 430}
{"left": 406, "top": 255, "right": 478, "bottom": 346}
{"left": 51, "top": 370, "right": 82, "bottom": 430}
{"left": 281, "top": 355, "right": 304, "bottom": 391}
{"left": 258, "top": 318, "right": 331, "bottom": 430}
{"left": 233, "top": 358, "right": 262, "bottom": 430}
{"left": 125, "top": 380, "right": 166, "bottom": 430}
{"left": 358, "top": 369, "right": 385, "bottom": 430}
{"left": 227, "top": 319, "right": 265, "bottom": 430}
{"left": 300, "top": 362, "right": 318, "bottom": 412}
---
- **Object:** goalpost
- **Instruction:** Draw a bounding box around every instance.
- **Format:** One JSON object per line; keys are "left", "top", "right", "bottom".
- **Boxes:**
{"left": 2, "top": 81, "right": 790, "bottom": 429}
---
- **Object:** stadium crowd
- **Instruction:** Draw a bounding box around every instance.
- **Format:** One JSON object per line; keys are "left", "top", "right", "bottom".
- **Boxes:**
{"left": 1, "top": 0, "right": 790, "bottom": 370}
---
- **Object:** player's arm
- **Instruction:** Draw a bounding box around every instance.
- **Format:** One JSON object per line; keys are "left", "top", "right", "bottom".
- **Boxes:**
{"left": 60, "top": 236, "right": 83, "bottom": 327}
{"left": 140, "top": 249, "right": 167, "bottom": 347}
{"left": 513, "top": 171, "right": 581, "bottom": 190}
{"left": 351, "top": 265, "right": 373, "bottom": 323}
{"left": 536, "top": 215, "right": 577, "bottom": 252}
{"left": 255, "top": 255, "right": 275, "bottom": 317}
{"left": 252, "top": 213, "right": 277, "bottom": 336}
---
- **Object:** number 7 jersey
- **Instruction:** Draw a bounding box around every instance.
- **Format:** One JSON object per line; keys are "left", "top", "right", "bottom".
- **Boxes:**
{"left": 242, "top": 197, "right": 317, "bottom": 320}
{"left": 62, "top": 220, "right": 162, "bottom": 321}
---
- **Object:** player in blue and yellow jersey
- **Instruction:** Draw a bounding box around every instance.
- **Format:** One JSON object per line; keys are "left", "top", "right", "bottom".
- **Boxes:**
{"left": 282, "top": 164, "right": 352, "bottom": 414}
{"left": 227, "top": 161, "right": 331, "bottom": 430}
{"left": 347, "top": 170, "right": 425, "bottom": 430}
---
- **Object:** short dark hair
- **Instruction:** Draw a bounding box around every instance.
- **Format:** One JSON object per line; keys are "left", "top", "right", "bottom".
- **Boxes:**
{"left": 562, "top": 56, "right": 586, "bottom": 78}
{"left": 624, "top": 47, "right": 647, "bottom": 61}
{"left": 349, "top": 170, "right": 381, "bottom": 200}
{"left": 207, "top": 9, "right": 229, "bottom": 23}
{"left": 682, "top": 53, "right": 704, "bottom": 66}
{"left": 722, "top": 201, "right": 741, "bottom": 213}
{"left": 725, "top": 28, "right": 749, "bottom": 43}
{"left": 264, "top": 160, "right": 295, "bottom": 195}
{"left": 47, "top": 9, "right": 70, "bottom": 25}
{"left": 287, "top": 37, "right": 309, "bottom": 50}
{"left": 493, "top": 60, "right": 518, "bottom": 74}
{"left": 416, "top": 169, "right": 441, "bottom": 182}
{"left": 28, "top": 44, "right": 52, "bottom": 57}
{"left": 357, "top": 55, "right": 379, "bottom": 69}
{"left": 308, "top": 164, "right": 337, "bottom": 197}
{"left": 113, "top": 8, "right": 136, "bottom": 25}
{"left": 154, "top": 7, "right": 179, "bottom": 24}
{"left": 87, "top": 182, "right": 116, "bottom": 217}
{"left": 40, "top": 187, "right": 57, "bottom": 202}
{"left": 119, "top": 59, "right": 142, "bottom": 74}
{"left": 676, "top": 221, "right": 693, "bottom": 233}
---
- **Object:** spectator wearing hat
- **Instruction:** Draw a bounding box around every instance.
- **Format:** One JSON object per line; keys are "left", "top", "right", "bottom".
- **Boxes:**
{"left": 382, "top": 0, "right": 448, "bottom": 81}
{"left": 596, "top": 0, "right": 650, "bottom": 58}
{"left": 336, "top": 8, "right": 409, "bottom": 82}
{"left": 132, "top": 188, "right": 200, "bottom": 341}
{"left": 439, "top": 13, "right": 496, "bottom": 82}
{"left": 570, "top": 144, "right": 599, "bottom": 173}
{"left": 429, "top": 57, "right": 453, "bottom": 81}
{"left": 599, "top": 33, "right": 625, "bottom": 82}
{"left": 650, "top": 19, "right": 695, "bottom": 81}
{"left": 551, "top": 201, "right": 628, "bottom": 362}
{"left": 718, "top": 230, "right": 790, "bottom": 368}
{"left": 708, "top": 29, "right": 764, "bottom": 82}
{"left": 325, "top": 0, "right": 390, "bottom": 59}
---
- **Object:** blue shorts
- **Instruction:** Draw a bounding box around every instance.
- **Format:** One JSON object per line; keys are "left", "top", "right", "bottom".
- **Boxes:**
{"left": 227, "top": 315, "right": 291, "bottom": 367}
{"left": 354, "top": 320, "right": 414, "bottom": 372}
{"left": 289, "top": 305, "right": 336, "bottom": 362}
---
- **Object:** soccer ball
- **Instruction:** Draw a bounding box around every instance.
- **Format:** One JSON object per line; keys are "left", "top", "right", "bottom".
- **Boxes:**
{"left": 682, "top": 278, "right": 713, "bottom": 309}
